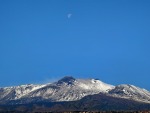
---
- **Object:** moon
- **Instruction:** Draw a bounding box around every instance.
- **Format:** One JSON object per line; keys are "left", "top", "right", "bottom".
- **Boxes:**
{"left": 67, "top": 13, "right": 72, "bottom": 19}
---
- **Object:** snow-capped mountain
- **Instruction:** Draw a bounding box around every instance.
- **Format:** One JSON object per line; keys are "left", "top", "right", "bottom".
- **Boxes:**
{"left": 0, "top": 84, "right": 45, "bottom": 101}
{"left": 0, "top": 76, "right": 150, "bottom": 104}
{"left": 108, "top": 84, "right": 150, "bottom": 103}
{"left": 22, "top": 76, "right": 114, "bottom": 102}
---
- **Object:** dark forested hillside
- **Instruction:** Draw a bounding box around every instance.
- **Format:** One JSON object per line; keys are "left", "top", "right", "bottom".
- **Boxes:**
{"left": 0, "top": 93, "right": 150, "bottom": 112}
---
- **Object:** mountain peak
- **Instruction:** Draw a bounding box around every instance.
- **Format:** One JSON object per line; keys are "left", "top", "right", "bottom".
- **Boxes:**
{"left": 57, "top": 76, "right": 76, "bottom": 85}
{"left": 0, "top": 76, "right": 150, "bottom": 104}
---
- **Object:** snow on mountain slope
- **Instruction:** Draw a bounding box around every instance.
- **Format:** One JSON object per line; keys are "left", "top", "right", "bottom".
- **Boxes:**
{"left": 76, "top": 79, "right": 114, "bottom": 92}
{"left": 23, "top": 76, "right": 114, "bottom": 101}
{"left": 109, "top": 84, "right": 150, "bottom": 103}
{"left": 0, "top": 76, "right": 150, "bottom": 104}
{"left": 0, "top": 84, "right": 45, "bottom": 101}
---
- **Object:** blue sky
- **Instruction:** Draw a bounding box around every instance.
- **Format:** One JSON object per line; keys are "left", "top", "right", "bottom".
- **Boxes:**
{"left": 0, "top": 0, "right": 150, "bottom": 90}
